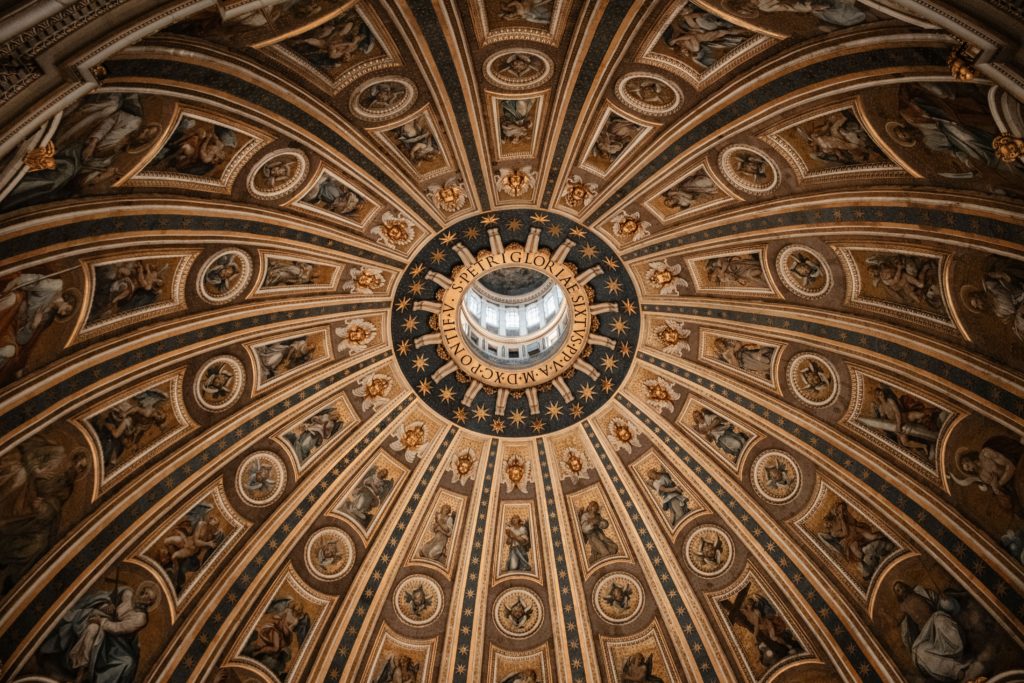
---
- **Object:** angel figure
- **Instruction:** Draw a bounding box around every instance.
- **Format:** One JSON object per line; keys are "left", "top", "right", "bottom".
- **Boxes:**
{"left": 962, "top": 265, "right": 1024, "bottom": 344}
{"left": 392, "top": 117, "right": 440, "bottom": 165}
{"left": 949, "top": 436, "right": 1023, "bottom": 512}
{"left": 373, "top": 655, "right": 419, "bottom": 683}
{"left": 499, "top": 0, "right": 552, "bottom": 24}
{"left": 645, "top": 260, "right": 688, "bottom": 296}
{"left": 204, "top": 254, "right": 243, "bottom": 296}
{"left": 199, "top": 361, "right": 236, "bottom": 404}
{"left": 692, "top": 408, "right": 749, "bottom": 460}
{"left": 646, "top": 467, "right": 690, "bottom": 524}
{"left": 0, "top": 273, "right": 75, "bottom": 378}
{"left": 722, "top": 584, "right": 803, "bottom": 667}
{"left": 500, "top": 99, "right": 534, "bottom": 145}
{"left": 263, "top": 260, "right": 314, "bottom": 288}
{"left": 91, "top": 389, "right": 169, "bottom": 467}
{"left": 294, "top": 12, "right": 374, "bottom": 64}
{"left": 653, "top": 319, "right": 691, "bottom": 356}
{"left": 419, "top": 504, "right": 455, "bottom": 562}
{"left": 504, "top": 514, "right": 532, "bottom": 572}
{"left": 621, "top": 653, "right": 665, "bottom": 683}
{"left": 662, "top": 171, "right": 718, "bottom": 210}
{"left": 334, "top": 318, "right": 378, "bottom": 358}
{"left": 341, "top": 466, "right": 393, "bottom": 527}
{"left": 242, "top": 597, "right": 311, "bottom": 679}
{"left": 285, "top": 406, "right": 343, "bottom": 463}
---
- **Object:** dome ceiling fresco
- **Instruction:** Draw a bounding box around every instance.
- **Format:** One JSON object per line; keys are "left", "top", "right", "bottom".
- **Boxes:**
{"left": 1, "top": 0, "right": 1024, "bottom": 682}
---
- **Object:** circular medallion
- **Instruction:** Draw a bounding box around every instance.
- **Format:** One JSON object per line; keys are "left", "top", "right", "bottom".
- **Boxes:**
{"left": 394, "top": 575, "right": 444, "bottom": 626}
{"left": 236, "top": 451, "right": 286, "bottom": 506}
{"left": 718, "top": 145, "right": 779, "bottom": 194}
{"left": 787, "top": 352, "right": 839, "bottom": 407}
{"left": 593, "top": 572, "right": 644, "bottom": 623}
{"left": 305, "top": 527, "right": 355, "bottom": 580}
{"left": 194, "top": 355, "right": 245, "bottom": 411}
{"left": 494, "top": 587, "right": 543, "bottom": 638}
{"left": 197, "top": 249, "right": 252, "bottom": 304}
{"left": 247, "top": 148, "right": 309, "bottom": 200}
{"left": 616, "top": 73, "right": 683, "bottom": 116}
{"left": 484, "top": 50, "right": 553, "bottom": 90}
{"left": 684, "top": 524, "right": 734, "bottom": 577}
{"left": 776, "top": 245, "right": 831, "bottom": 298}
{"left": 350, "top": 77, "right": 417, "bottom": 121}
{"left": 392, "top": 210, "right": 639, "bottom": 437}
{"left": 751, "top": 450, "right": 802, "bottom": 504}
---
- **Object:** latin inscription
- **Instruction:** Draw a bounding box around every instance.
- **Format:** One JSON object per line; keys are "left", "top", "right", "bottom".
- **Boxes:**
{"left": 439, "top": 250, "right": 591, "bottom": 389}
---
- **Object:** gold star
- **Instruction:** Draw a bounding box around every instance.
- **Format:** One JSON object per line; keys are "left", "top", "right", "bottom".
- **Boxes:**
{"left": 601, "top": 377, "right": 615, "bottom": 393}
{"left": 531, "top": 213, "right": 549, "bottom": 223}
{"left": 619, "top": 341, "right": 633, "bottom": 357}
{"left": 464, "top": 226, "right": 480, "bottom": 240}
{"left": 622, "top": 299, "right": 637, "bottom": 315}
{"left": 395, "top": 296, "right": 412, "bottom": 312}
{"left": 473, "top": 404, "right": 490, "bottom": 421}
{"left": 403, "top": 315, "right": 419, "bottom": 333}
{"left": 570, "top": 403, "right": 584, "bottom": 418}
{"left": 604, "top": 277, "right": 622, "bottom": 295}
{"left": 453, "top": 407, "right": 468, "bottom": 423}
{"left": 546, "top": 224, "right": 562, "bottom": 237}
{"left": 507, "top": 218, "right": 523, "bottom": 231}
{"left": 482, "top": 214, "right": 499, "bottom": 225}
{"left": 397, "top": 339, "right": 411, "bottom": 356}
{"left": 580, "top": 243, "right": 598, "bottom": 259}
{"left": 600, "top": 354, "right": 619, "bottom": 371}
{"left": 439, "top": 386, "right": 455, "bottom": 403}
{"left": 509, "top": 408, "right": 527, "bottom": 426}
{"left": 439, "top": 232, "right": 457, "bottom": 245}
{"left": 412, "top": 354, "right": 429, "bottom": 372}
{"left": 611, "top": 317, "right": 629, "bottom": 335}
{"left": 491, "top": 418, "right": 505, "bottom": 433}
{"left": 579, "top": 383, "right": 596, "bottom": 402}
{"left": 430, "top": 248, "right": 446, "bottom": 263}
{"left": 602, "top": 255, "right": 620, "bottom": 270}
{"left": 417, "top": 378, "right": 432, "bottom": 395}
{"left": 410, "top": 262, "right": 426, "bottom": 277}
{"left": 409, "top": 280, "right": 425, "bottom": 295}
{"left": 546, "top": 401, "right": 563, "bottom": 419}
{"left": 531, "top": 419, "right": 546, "bottom": 433}
{"left": 570, "top": 226, "right": 586, "bottom": 238}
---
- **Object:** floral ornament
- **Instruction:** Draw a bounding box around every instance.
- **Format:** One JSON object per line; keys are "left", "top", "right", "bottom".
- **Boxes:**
{"left": 503, "top": 453, "right": 531, "bottom": 493}
{"left": 450, "top": 448, "right": 478, "bottom": 484}
{"left": 993, "top": 133, "right": 1024, "bottom": 164}
{"left": 562, "top": 175, "right": 597, "bottom": 209}
{"left": 645, "top": 260, "right": 688, "bottom": 295}
{"left": 370, "top": 211, "right": 416, "bottom": 250}
{"left": 390, "top": 420, "right": 428, "bottom": 462}
{"left": 427, "top": 177, "right": 467, "bottom": 213}
{"left": 557, "top": 446, "right": 590, "bottom": 483}
{"left": 610, "top": 210, "right": 650, "bottom": 243}
{"left": 653, "top": 319, "right": 691, "bottom": 356}
{"left": 642, "top": 377, "right": 680, "bottom": 413}
{"left": 335, "top": 318, "right": 378, "bottom": 356}
{"left": 607, "top": 416, "right": 641, "bottom": 453}
{"left": 354, "top": 372, "right": 393, "bottom": 411}
{"left": 495, "top": 166, "right": 537, "bottom": 197}
{"left": 343, "top": 266, "right": 387, "bottom": 294}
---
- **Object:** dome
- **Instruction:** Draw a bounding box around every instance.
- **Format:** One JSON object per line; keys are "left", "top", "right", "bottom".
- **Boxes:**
{"left": 1, "top": 0, "right": 1024, "bottom": 681}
